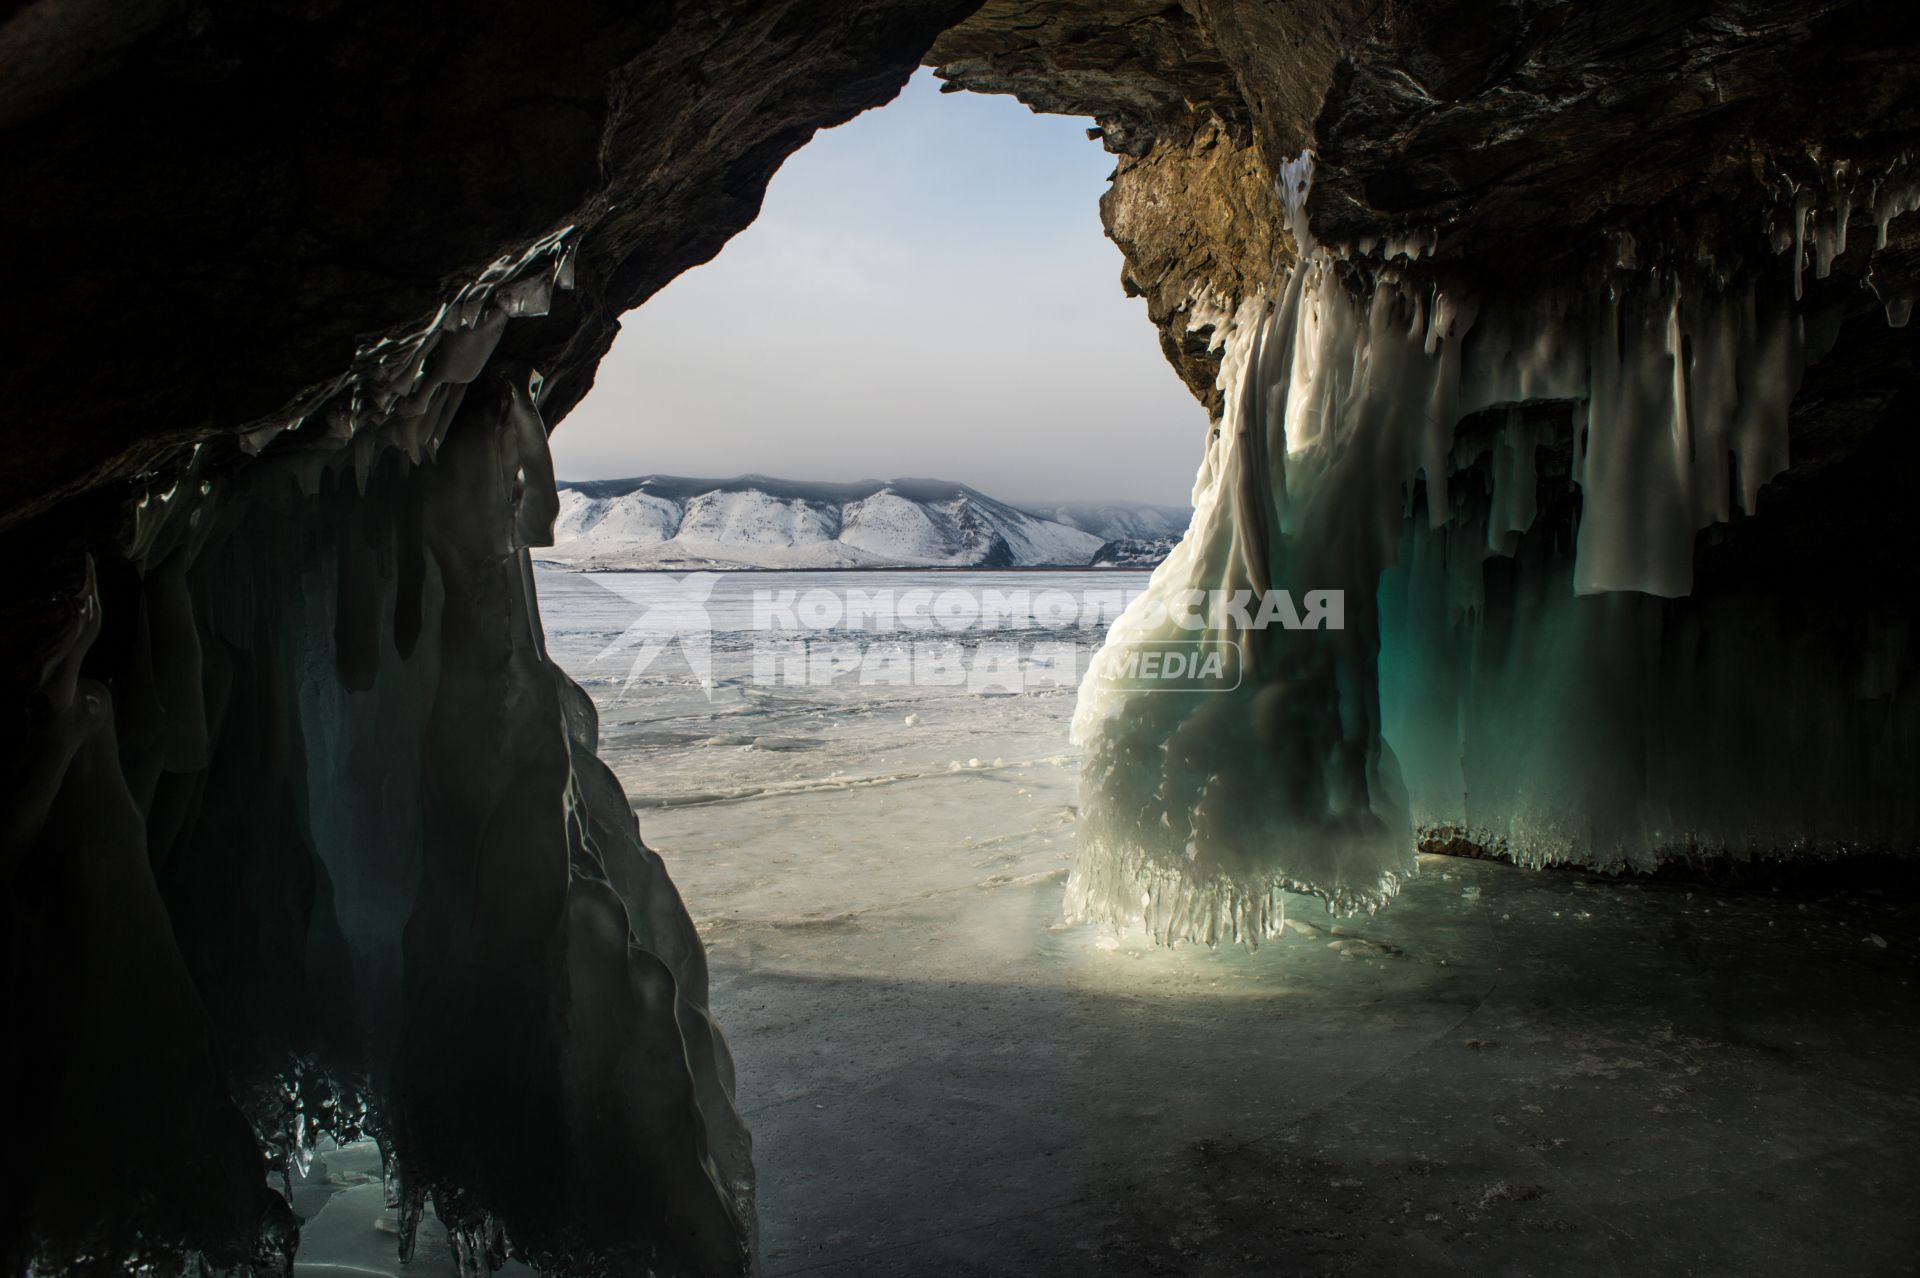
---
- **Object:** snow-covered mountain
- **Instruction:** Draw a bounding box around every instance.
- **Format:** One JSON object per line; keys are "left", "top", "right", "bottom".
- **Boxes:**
{"left": 1014, "top": 500, "right": 1190, "bottom": 543}
{"left": 538, "top": 475, "right": 1185, "bottom": 570}
{"left": 1091, "top": 534, "right": 1186, "bottom": 567}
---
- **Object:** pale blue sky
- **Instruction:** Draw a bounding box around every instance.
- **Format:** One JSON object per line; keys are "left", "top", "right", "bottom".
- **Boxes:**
{"left": 550, "top": 69, "right": 1207, "bottom": 506}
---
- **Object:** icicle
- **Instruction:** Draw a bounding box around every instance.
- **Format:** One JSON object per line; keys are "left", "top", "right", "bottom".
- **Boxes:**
{"left": 1872, "top": 164, "right": 1920, "bottom": 248}
{"left": 1071, "top": 149, "right": 1852, "bottom": 941}
{"left": 1790, "top": 185, "right": 1817, "bottom": 299}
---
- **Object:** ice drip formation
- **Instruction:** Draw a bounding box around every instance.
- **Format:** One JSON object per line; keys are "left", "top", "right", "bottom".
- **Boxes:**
{"left": 1071, "top": 152, "right": 1920, "bottom": 941}
{"left": 3, "top": 0, "right": 1918, "bottom": 1272}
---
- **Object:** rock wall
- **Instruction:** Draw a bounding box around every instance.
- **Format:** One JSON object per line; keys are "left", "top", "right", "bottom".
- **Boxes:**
{"left": 931, "top": 1, "right": 1289, "bottom": 410}
{"left": 0, "top": 0, "right": 981, "bottom": 534}
{"left": 934, "top": 0, "right": 1920, "bottom": 411}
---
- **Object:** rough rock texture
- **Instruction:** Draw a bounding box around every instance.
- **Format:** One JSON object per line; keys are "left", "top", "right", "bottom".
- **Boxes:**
{"left": 0, "top": 0, "right": 981, "bottom": 534}
{"left": 925, "top": 0, "right": 1243, "bottom": 153}
{"left": 931, "top": 2, "right": 1289, "bottom": 412}
{"left": 933, "top": 0, "right": 1920, "bottom": 407}
{"left": 1101, "top": 116, "right": 1287, "bottom": 416}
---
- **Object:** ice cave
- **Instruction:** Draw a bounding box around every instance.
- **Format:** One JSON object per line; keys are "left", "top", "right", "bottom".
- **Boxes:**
{"left": 3, "top": 1, "right": 1919, "bottom": 1275}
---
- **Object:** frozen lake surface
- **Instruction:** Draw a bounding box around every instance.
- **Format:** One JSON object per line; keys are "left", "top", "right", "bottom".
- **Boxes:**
{"left": 291, "top": 569, "right": 1920, "bottom": 1277}
{"left": 535, "top": 569, "right": 1145, "bottom": 928}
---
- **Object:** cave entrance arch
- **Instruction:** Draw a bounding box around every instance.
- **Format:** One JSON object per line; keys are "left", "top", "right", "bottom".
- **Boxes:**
{"left": 284, "top": 65, "right": 1221, "bottom": 1275}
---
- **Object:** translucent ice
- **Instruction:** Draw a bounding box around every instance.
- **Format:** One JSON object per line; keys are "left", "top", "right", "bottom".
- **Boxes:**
{"left": 1070, "top": 153, "right": 1911, "bottom": 943}
{"left": 10, "top": 228, "right": 753, "bottom": 1274}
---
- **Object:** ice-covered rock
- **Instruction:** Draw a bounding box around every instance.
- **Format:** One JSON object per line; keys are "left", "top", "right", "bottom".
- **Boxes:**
{"left": 3, "top": 241, "right": 755, "bottom": 1276}
{"left": 1070, "top": 154, "right": 1919, "bottom": 943}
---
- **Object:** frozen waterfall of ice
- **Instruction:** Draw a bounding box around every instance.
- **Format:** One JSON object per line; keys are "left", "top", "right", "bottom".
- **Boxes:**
{"left": 10, "top": 230, "right": 755, "bottom": 1276}
{"left": 1070, "top": 153, "right": 1915, "bottom": 944}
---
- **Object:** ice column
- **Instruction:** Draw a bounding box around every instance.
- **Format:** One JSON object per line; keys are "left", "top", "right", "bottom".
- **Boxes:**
{"left": 1070, "top": 154, "right": 1852, "bottom": 942}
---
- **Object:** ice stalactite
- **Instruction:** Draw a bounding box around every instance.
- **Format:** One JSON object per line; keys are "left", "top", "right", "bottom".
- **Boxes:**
{"left": 1071, "top": 157, "right": 1424, "bottom": 942}
{"left": 4, "top": 231, "right": 753, "bottom": 1275}
{"left": 1071, "top": 153, "right": 1917, "bottom": 943}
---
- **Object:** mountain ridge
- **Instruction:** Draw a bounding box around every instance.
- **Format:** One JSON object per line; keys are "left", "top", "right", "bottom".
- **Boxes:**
{"left": 539, "top": 474, "right": 1190, "bottom": 571}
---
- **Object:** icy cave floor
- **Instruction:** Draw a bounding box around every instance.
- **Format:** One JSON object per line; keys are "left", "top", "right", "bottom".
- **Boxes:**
{"left": 691, "top": 849, "right": 1920, "bottom": 1276}
{"left": 287, "top": 841, "right": 1920, "bottom": 1277}
{"left": 292, "top": 572, "right": 1920, "bottom": 1276}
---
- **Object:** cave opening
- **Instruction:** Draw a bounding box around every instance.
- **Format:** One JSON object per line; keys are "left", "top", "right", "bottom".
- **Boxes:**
{"left": 271, "top": 67, "right": 1220, "bottom": 1274}
{"left": 527, "top": 72, "right": 1211, "bottom": 1276}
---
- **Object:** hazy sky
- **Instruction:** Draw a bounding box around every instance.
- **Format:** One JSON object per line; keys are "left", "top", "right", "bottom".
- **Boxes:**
{"left": 549, "top": 69, "right": 1208, "bottom": 506}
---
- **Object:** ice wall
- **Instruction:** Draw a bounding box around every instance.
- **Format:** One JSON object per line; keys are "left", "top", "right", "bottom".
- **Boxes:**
{"left": 4, "top": 237, "right": 754, "bottom": 1275}
{"left": 1071, "top": 155, "right": 1918, "bottom": 943}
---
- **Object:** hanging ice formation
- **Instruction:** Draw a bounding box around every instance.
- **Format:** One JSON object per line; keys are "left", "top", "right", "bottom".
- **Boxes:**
{"left": 1071, "top": 153, "right": 1920, "bottom": 945}
{"left": 8, "top": 231, "right": 754, "bottom": 1275}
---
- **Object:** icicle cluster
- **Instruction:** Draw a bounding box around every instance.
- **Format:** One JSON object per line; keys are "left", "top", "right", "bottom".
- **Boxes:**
{"left": 7, "top": 229, "right": 754, "bottom": 1275}
{"left": 235, "top": 228, "right": 578, "bottom": 463}
{"left": 1070, "top": 152, "right": 1918, "bottom": 943}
